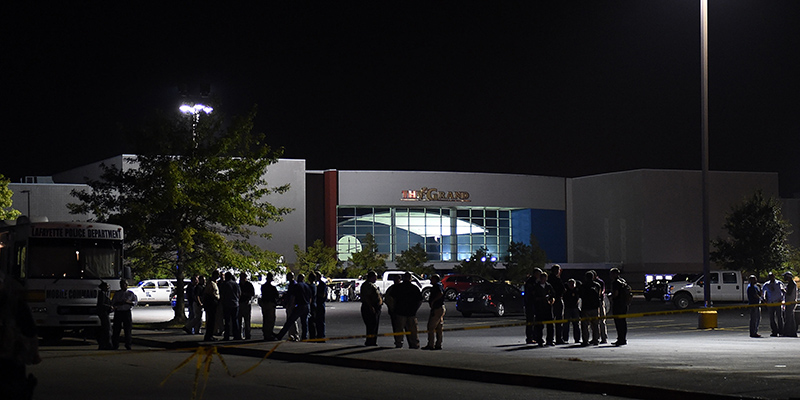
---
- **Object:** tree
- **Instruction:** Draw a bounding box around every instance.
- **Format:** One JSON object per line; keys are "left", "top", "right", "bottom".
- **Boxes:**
{"left": 294, "top": 240, "right": 341, "bottom": 278}
{"left": 395, "top": 243, "right": 435, "bottom": 277}
{"left": 0, "top": 174, "right": 21, "bottom": 220}
{"left": 345, "top": 233, "right": 387, "bottom": 278}
{"left": 503, "top": 236, "right": 549, "bottom": 283}
{"left": 710, "top": 190, "right": 792, "bottom": 278}
{"left": 454, "top": 247, "right": 498, "bottom": 279}
{"left": 69, "top": 106, "right": 292, "bottom": 322}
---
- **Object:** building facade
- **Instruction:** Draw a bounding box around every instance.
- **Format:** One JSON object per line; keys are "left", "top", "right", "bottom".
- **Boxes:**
{"left": 7, "top": 155, "right": 795, "bottom": 289}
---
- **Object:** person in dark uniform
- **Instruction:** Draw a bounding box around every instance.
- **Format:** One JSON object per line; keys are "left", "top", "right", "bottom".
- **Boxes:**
{"left": 259, "top": 272, "right": 279, "bottom": 341}
{"left": 238, "top": 273, "right": 255, "bottom": 340}
{"left": 391, "top": 272, "right": 422, "bottom": 348}
{"left": 95, "top": 281, "right": 113, "bottom": 350}
{"left": 533, "top": 271, "right": 556, "bottom": 346}
{"left": 561, "top": 278, "right": 581, "bottom": 344}
{"left": 422, "top": 274, "right": 445, "bottom": 350}
{"left": 747, "top": 275, "right": 763, "bottom": 338}
{"left": 0, "top": 270, "right": 41, "bottom": 400}
{"left": 307, "top": 272, "right": 318, "bottom": 339}
{"left": 359, "top": 270, "right": 383, "bottom": 346}
{"left": 219, "top": 272, "right": 241, "bottom": 340}
{"left": 579, "top": 271, "right": 602, "bottom": 346}
{"left": 384, "top": 274, "right": 404, "bottom": 348}
{"left": 202, "top": 270, "right": 221, "bottom": 342}
{"left": 548, "top": 265, "right": 566, "bottom": 344}
{"left": 185, "top": 275, "right": 197, "bottom": 331}
{"left": 313, "top": 271, "right": 328, "bottom": 339}
{"left": 523, "top": 268, "right": 542, "bottom": 344}
{"left": 276, "top": 273, "right": 313, "bottom": 341}
{"left": 609, "top": 267, "right": 629, "bottom": 346}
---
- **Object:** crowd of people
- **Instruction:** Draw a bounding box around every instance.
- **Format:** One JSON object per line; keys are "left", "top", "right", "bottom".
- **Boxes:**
{"left": 747, "top": 271, "right": 798, "bottom": 338}
{"left": 180, "top": 270, "right": 328, "bottom": 342}
{"left": 523, "top": 265, "right": 632, "bottom": 347}
{"left": 98, "top": 265, "right": 797, "bottom": 349}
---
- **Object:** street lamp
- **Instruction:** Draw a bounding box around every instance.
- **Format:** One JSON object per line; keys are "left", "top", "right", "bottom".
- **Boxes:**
{"left": 700, "top": 0, "right": 711, "bottom": 308}
{"left": 179, "top": 103, "right": 213, "bottom": 146}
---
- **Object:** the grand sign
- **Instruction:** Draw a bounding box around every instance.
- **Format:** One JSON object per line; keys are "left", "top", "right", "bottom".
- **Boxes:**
{"left": 401, "top": 187, "right": 470, "bottom": 202}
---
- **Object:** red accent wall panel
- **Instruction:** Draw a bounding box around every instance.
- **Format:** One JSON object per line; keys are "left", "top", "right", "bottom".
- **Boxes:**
{"left": 323, "top": 170, "right": 338, "bottom": 248}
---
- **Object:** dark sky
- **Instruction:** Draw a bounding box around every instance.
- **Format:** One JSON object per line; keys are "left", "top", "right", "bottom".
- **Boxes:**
{"left": 3, "top": 1, "right": 799, "bottom": 196}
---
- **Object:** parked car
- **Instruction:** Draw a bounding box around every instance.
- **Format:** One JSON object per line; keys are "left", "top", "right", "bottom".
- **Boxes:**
{"left": 455, "top": 282, "right": 524, "bottom": 317}
{"left": 441, "top": 274, "right": 486, "bottom": 301}
{"left": 643, "top": 279, "right": 668, "bottom": 301}
{"left": 129, "top": 279, "right": 177, "bottom": 305}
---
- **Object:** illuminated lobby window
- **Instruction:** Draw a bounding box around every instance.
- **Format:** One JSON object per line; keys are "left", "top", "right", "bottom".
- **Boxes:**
{"left": 336, "top": 207, "right": 512, "bottom": 262}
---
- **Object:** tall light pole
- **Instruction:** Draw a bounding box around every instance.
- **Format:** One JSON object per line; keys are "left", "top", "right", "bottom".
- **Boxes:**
{"left": 179, "top": 103, "right": 213, "bottom": 147}
{"left": 700, "top": 0, "right": 711, "bottom": 308}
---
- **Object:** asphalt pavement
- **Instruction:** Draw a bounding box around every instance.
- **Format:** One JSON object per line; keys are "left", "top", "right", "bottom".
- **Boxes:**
{"left": 128, "top": 308, "right": 800, "bottom": 400}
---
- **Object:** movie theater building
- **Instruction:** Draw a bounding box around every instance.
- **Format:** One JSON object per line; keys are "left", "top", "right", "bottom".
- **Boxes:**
{"left": 307, "top": 170, "right": 568, "bottom": 266}
{"left": 10, "top": 155, "right": 796, "bottom": 288}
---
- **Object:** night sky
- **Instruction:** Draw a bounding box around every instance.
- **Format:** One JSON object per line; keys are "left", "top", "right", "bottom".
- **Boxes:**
{"left": 3, "top": 2, "right": 799, "bottom": 196}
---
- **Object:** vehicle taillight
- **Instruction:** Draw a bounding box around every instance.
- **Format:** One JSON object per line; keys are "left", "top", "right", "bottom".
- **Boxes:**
{"left": 483, "top": 294, "right": 492, "bottom": 301}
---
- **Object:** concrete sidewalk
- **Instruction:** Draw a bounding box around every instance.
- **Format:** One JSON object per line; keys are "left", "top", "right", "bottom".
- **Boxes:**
{"left": 131, "top": 328, "right": 799, "bottom": 400}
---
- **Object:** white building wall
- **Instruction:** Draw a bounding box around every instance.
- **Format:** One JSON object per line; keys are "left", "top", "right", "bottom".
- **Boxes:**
{"left": 569, "top": 169, "right": 780, "bottom": 287}
{"left": 337, "top": 170, "right": 566, "bottom": 210}
{"left": 24, "top": 157, "right": 306, "bottom": 264}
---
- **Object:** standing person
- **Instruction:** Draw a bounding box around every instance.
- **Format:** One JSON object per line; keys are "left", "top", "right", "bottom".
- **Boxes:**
{"left": 762, "top": 272, "right": 785, "bottom": 337}
{"left": 523, "top": 268, "right": 543, "bottom": 344}
{"left": 782, "top": 272, "right": 797, "bottom": 337}
{"left": 548, "top": 265, "right": 566, "bottom": 344}
{"left": 579, "top": 271, "right": 602, "bottom": 346}
{"left": 313, "top": 270, "right": 328, "bottom": 339}
{"left": 111, "top": 279, "right": 138, "bottom": 350}
{"left": 609, "top": 268, "right": 631, "bottom": 346}
{"left": 276, "top": 273, "right": 312, "bottom": 341}
{"left": 259, "top": 272, "right": 279, "bottom": 341}
{"left": 214, "top": 273, "right": 225, "bottom": 335}
{"left": 202, "top": 270, "right": 221, "bottom": 342}
{"left": 533, "top": 271, "right": 555, "bottom": 347}
{"left": 422, "top": 274, "right": 445, "bottom": 350}
{"left": 281, "top": 272, "right": 300, "bottom": 341}
{"left": 185, "top": 275, "right": 197, "bottom": 331}
{"left": 384, "top": 274, "right": 404, "bottom": 348}
{"left": 359, "top": 270, "right": 383, "bottom": 346}
{"left": 95, "top": 281, "right": 113, "bottom": 350}
{"left": 219, "top": 272, "right": 242, "bottom": 340}
{"left": 392, "top": 272, "right": 422, "bottom": 348}
{"left": 238, "top": 273, "right": 255, "bottom": 340}
{"left": 562, "top": 278, "right": 581, "bottom": 344}
{"left": 747, "top": 275, "right": 763, "bottom": 338}
{"left": 0, "top": 270, "right": 41, "bottom": 400}
{"left": 184, "top": 276, "right": 205, "bottom": 336}
{"left": 595, "top": 272, "right": 609, "bottom": 344}
{"left": 307, "top": 272, "right": 318, "bottom": 339}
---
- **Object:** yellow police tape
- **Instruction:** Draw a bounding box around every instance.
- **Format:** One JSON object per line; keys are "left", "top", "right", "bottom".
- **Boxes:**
{"left": 160, "top": 299, "right": 797, "bottom": 399}
{"left": 160, "top": 341, "right": 282, "bottom": 400}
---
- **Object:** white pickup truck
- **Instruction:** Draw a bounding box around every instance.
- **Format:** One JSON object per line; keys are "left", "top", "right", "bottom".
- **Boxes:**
{"left": 356, "top": 270, "right": 433, "bottom": 301}
{"left": 666, "top": 270, "right": 746, "bottom": 309}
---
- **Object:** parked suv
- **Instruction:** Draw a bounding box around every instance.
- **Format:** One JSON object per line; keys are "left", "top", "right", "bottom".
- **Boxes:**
{"left": 441, "top": 274, "right": 486, "bottom": 301}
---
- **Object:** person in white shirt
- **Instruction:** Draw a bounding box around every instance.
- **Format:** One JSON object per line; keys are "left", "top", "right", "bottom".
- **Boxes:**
{"left": 111, "top": 279, "right": 139, "bottom": 350}
{"left": 762, "top": 272, "right": 784, "bottom": 337}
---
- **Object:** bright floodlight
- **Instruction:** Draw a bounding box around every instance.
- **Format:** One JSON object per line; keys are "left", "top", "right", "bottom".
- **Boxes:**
{"left": 180, "top": 103, "right": 213, "bottom": 115}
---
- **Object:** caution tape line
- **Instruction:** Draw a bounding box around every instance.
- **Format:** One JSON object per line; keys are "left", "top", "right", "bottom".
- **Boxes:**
{"left": 306, "top": 300, "right": 798, "bottom": 341}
